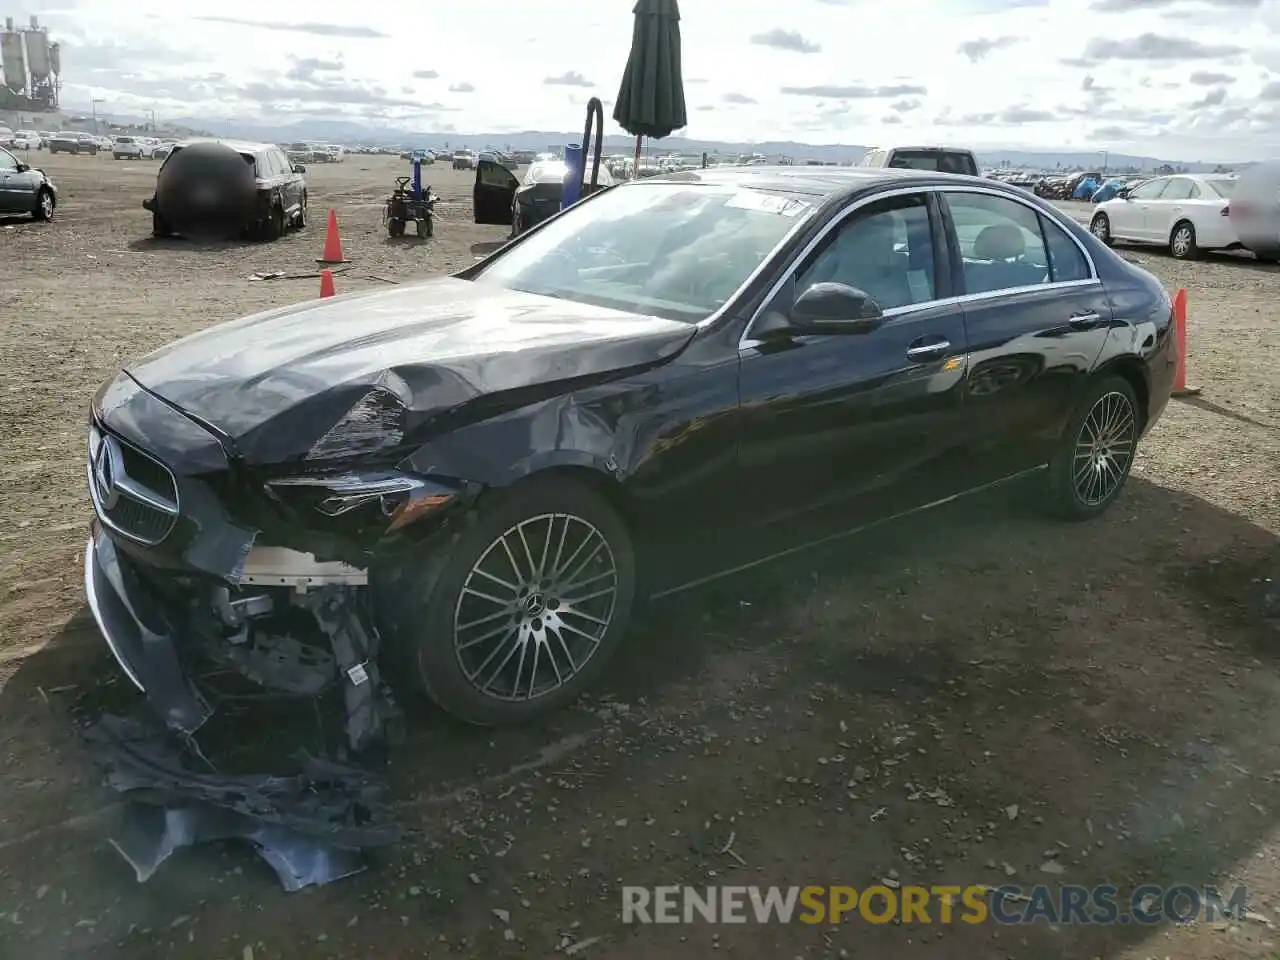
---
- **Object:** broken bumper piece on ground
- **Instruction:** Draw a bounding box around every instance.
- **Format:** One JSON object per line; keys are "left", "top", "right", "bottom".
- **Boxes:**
{"left": 82, "top": 526, "right": 406, "bottom": 890}
{"left": 86, "top": 715, "right": 401, "bottom": 891}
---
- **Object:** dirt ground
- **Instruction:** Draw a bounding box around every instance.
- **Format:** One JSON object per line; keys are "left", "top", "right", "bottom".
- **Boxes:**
{"left": 0, "top": 153, "right": 1277, "bottom": 960}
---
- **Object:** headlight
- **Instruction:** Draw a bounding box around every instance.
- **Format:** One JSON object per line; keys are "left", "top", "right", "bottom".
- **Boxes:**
{"left": 266, "top": 472, "right": 459, "bottom": 532}
{"left": 306, "top": 387, "right": 408, "bottom": 462}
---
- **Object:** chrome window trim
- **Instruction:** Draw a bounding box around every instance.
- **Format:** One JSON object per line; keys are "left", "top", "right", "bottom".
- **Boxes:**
{"left": 738, "top": 183, "right": 1102, "bottom": 351}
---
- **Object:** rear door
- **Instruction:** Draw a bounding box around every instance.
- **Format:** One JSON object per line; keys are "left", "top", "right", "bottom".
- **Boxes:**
{"left": 938, "top": 187, "right": 1112, "bottom": 480}
{"left": 474, "top": 158, "right": 519, "bottom": 225}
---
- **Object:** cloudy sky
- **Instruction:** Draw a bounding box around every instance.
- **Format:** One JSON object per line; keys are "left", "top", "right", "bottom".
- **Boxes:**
{"left": 25, "top": 0, "right": 1280, "bottom": 159}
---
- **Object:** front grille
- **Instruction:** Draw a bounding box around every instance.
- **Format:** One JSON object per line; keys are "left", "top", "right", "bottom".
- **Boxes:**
{"left": 88, "top": 423, "right": 180, "bottom": 545}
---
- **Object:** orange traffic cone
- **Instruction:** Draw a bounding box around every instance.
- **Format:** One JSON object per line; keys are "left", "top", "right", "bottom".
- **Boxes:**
{"left": 316, "top": 209, "right": 348, "bottom": 264}
{"left": 319, "top": 268, "right": 336, "bottom": 298}
{"left": 1171, "top": 287, "right": 1200, "bottom": 397}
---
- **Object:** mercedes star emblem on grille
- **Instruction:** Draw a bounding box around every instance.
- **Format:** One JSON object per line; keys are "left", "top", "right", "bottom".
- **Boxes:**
{"left": 93, "top": 433, "right": 122, "bottom": 510}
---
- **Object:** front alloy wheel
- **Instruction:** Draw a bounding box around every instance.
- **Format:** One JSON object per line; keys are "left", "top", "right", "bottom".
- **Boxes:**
{"left": 453, "top": 514, "right": 618, "bottom": 704}
{"left": 402, "top": 475, "right": 636, "bottom": 725}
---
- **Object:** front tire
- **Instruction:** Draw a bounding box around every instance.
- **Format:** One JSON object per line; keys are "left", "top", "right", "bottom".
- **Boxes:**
{"left": 1046, "top": 375, "right": 1140, "bottom": 521}
{"left": 1170, "top": 220, "right": 1199, "bottom": 260}
{"left": 32, "top": 187, "right": 54, "bottom": 221}
{"left": 1090, "top": 213, "right": 1113, "bottom": 246}
{"left": 402, "top": 475, "right": 636, "bottom": 726}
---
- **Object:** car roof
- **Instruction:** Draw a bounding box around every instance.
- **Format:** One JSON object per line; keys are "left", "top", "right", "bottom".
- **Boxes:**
{"left": 640, "top": 165, "right": 1002, "bottom": 200}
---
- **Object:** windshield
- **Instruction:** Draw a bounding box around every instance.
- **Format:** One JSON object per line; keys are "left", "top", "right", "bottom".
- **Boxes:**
{"left": 1204, "top": 178, "right": 1238, "bottom": 197}
{"left": 888, "top": 150, "right": 977, "bottom": 175}
{"left": 473, "top": 182, "right": 814, "bottom": 323}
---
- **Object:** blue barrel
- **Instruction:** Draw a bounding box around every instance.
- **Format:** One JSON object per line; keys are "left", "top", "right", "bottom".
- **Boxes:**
{"left": 561, "top": 143, "right": 584, "bottom": 210}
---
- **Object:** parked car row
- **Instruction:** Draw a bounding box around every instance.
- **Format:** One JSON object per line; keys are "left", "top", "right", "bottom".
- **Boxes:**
{"left": 282, "top": 141, "right": 344, "bottom": 164}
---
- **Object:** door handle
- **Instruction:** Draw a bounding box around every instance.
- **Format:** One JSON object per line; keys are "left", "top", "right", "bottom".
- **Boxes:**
{"left": 1068, "top": 312, "right": 1102, "bottom": 330}
{"left": 906, "top": 340, "right": 950, "bottom": 361}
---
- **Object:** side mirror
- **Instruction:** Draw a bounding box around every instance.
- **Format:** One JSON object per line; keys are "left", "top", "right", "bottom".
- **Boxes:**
{"left": 1117, "top": 188, "right": 1130, "bottom": 200}
{"left": 15, "top": 162, "right": 28, "bottom": 173}
{"left": 790, "top": 282, "right": 885, "bottom": 334}
{"left": 293, "top": 164, "right": 306, "bottom": 174}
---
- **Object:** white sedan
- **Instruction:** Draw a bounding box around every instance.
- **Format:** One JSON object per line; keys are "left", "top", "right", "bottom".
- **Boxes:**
{"left": 1088, "top": 173, "right": 1250, "bottom": 261}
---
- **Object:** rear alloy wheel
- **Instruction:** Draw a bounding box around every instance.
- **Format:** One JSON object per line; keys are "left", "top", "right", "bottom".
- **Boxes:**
{"left": 404, "top": 476, "right": 636, "bottom": 726}
{"left": 1047, "top": 376, "right": 1139, "bottom": 521}
{"left": 33, "top": 187, "right": 54, "bottom": 221}
{"left": 1090, "top": 213, "right": 1113, "bottom": 246}
{"left": 1170, "top": 221, "right": 1199, "bottom": 260}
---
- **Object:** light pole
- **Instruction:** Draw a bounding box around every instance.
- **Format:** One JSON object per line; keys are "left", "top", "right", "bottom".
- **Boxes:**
{"left": 91, "top": 97, "right": 105, "bottom": 133}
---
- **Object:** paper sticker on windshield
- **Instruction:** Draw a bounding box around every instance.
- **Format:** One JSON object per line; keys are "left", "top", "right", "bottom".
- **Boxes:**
{"left": 725, "top": 191, "right": 810, "bottom": 217}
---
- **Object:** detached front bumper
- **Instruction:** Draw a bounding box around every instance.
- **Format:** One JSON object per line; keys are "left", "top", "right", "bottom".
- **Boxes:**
{"left": 85, "top": 525, "right": 213, "bottom": 733}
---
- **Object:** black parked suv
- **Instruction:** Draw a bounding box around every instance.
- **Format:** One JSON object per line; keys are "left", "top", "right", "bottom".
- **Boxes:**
{"left": 144, "top": 139, "right": 308, "bottom": 241}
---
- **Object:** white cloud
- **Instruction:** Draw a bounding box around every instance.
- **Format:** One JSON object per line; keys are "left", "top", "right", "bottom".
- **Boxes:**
{"left": 35, "top": 0, "right": 1280, "bottom": 159}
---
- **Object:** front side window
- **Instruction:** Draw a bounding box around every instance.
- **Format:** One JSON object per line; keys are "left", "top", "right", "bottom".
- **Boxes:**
{"left": 794, "top": 194, "right": 937, "bottom": 310}
{"left": 1129, "top": 179, "right": 1168, "bottom": 201}
{"left": 0, "top": 149, "right": 17, "bottom": 172}
{"left": 944, "top": 192, "right": 1050, "bottom": 295}
{"left": 475, "top": 183, "right": 814, "bottom": 323}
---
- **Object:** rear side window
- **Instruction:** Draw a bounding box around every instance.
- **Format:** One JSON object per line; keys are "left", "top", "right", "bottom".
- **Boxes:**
{"left": 1039, "top": 215, "right": 1091, "bottom": 282}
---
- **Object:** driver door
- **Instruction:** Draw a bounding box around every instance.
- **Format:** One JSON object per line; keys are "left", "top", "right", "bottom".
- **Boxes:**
{"left": 734, "top": 190, "right": 974, "bottom": 534}
{"left": 474, "top": 159, "right": 519, "bottom": 226}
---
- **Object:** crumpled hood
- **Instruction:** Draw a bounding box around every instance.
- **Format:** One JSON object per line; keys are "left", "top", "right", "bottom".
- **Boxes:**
{"left": 123, "top": 277, "right": 696, "bottom": 463}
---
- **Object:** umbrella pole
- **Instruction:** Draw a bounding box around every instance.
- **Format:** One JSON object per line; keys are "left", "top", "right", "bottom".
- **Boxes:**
{"left": 633, "top": 135, "right": 642, "bottom": 180}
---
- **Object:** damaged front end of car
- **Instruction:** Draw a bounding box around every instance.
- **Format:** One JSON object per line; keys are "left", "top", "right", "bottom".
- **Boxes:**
{"left": 81, "top": 372, "right": 475, "bottom": 890}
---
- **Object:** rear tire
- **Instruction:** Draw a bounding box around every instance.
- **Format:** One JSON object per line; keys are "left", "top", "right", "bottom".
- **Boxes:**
{"left": 259, "top": 204, "right": 284, "bottom": 242}
{"left": 1046, "top": 375, "right": 1140, "bottom": 521}
{"left": 396, "top": 475, "right": 637, "bottom": 726}
{"left": 388, "top": 218, "right": 405, "bottom": 237}
{"left": 1170, "top": 220, "right": 1199, "bottom": 260}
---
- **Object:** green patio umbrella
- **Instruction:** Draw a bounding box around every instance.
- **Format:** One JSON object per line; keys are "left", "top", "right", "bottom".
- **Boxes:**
{"left": 613, "top": 0, "right": 687, "bottom": 179}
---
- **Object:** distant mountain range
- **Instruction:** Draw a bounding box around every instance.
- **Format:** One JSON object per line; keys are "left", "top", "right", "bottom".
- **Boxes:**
{"left": 46, "top": 109, "right": 1246, "bottom": 173}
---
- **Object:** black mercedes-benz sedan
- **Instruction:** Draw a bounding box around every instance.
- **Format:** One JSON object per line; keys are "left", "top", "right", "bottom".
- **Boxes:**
{"left": 85, "top": 166, "right": 1177, "bottom": 729}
